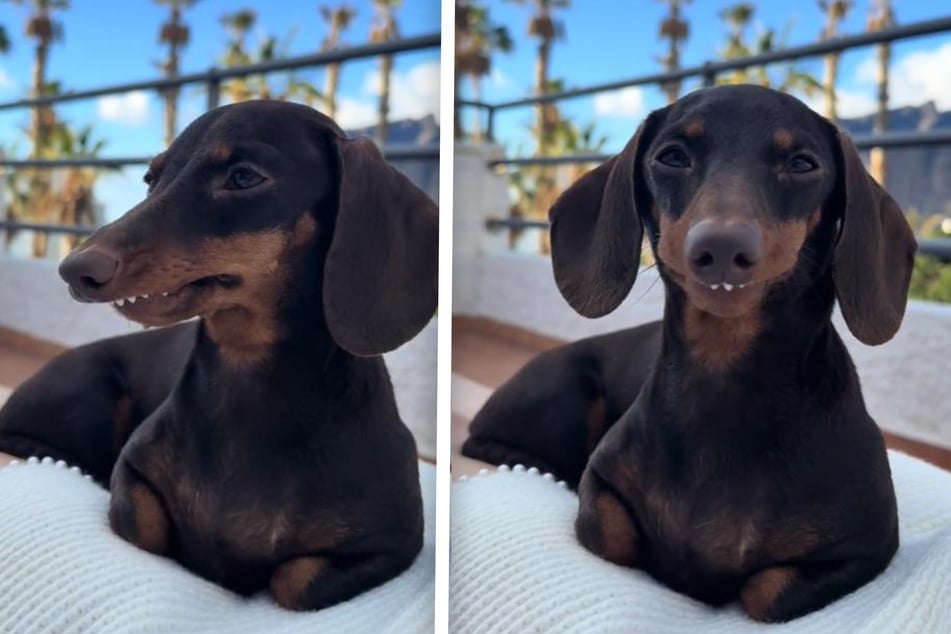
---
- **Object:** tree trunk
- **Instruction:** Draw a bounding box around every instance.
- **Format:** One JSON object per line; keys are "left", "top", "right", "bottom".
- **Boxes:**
{"left": 164, "top": 45, "right": 180, "bottom": 146}
{"left": 325, "top": 62, "right": 340, "bottom": 118}
{"left": 869, "top": 40, "right": 891, "bottom": 185}
{"left": 823, "top": 52, "right": 839, "bottom": 121}
{"left": 377, "top": 53, "right": 393, "bottom": 146}
{"left": 29, "top": 41, "right": 49, "bottom": 158}
{"left": 454, "top": 70, "right": 464, "bottom": 139}
{"left": 534, "top": 39, "right": 550, "bottom": 155}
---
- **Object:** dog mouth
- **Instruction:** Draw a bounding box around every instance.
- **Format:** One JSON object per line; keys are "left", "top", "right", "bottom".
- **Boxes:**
{"left": 662, "top": 266, "right": 766, "bottom": 316}
{"left": 109, "top": 274, "right": 241, "bottom": 325}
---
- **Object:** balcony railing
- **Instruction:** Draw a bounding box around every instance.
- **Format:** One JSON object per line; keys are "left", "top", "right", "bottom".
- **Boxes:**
{"left": 457, "top": 16, "right": 951, "bottom": 262}
{"left": 0, "top": 33, "right": 441, "bottom": 245}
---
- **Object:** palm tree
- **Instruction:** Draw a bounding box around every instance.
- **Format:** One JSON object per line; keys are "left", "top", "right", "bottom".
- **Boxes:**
{"left": 455, "top": 1, "right": 513, "bottom": 139}
{"left": 218, "top": 9, "right": 318, "bottom": 104}
{"left": 3, "top": 0, "right": 68, "bottom": 158}
{"left": 656, "top": 0, "right": 691, "bottom": 104}
{"left": 155, "top": 0, "right": 201, "bottom": 146}
{"left": 506, "top": 0, "right": 569, "bottom": 155}
{"left": 718, "top": 3, "right": 820, "bottom": 96}
{"left": 220, "top": 9, "right": 257, "bottom": 102}
{"left": 818, "top": 0, "right": 852, "bottom": 122}
{"left": 319, "top": 4, "right": 356, "bottom": 119}
{"left": 369, "top": 0, "right": 401, "bottom": 145}
{"left": 0, "top": 24, "right": 10, "bottom": 52}
{"left": 867, "top": 0, "right": 894, "bottom": 185}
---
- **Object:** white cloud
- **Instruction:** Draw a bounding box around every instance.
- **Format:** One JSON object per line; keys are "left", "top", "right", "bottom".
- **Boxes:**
{"left": 829, "top": 42, "right": 951, "bottom": 116}
{"left": 97, "top": 91, "right": 150, "bottom": 126}
{"left": 333, "top": 98, "right": 379, "bottom": 129}
{"left": 333, "top": 60, "right": 441, "bottom": 129}
{"left": 884, "top": 42, "right": 951, "bottom": 111}
{"left": 802, "top": 88, "right": 877, "bottom": 119}
{"left": 0, "top": 67, "right": 16, "bottom": 92}
{"left": 593, "top": 87, "right": 646, "bottom": 119}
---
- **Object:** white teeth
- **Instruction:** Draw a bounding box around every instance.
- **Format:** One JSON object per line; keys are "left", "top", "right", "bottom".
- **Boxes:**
{"left": 126, "top": 296, "right": 136, "bottom": 304}
{"left": 140, "top": 294, "right": 149, "bottom": 299}
{"left": 723, "top": 283, "right": 734, "bottom": 292}
{"left": 115, "top": 298, "right": 125, "bottom": 307}
{"left": 738, "top": 284, "right": 747, "bottom": 289}
{"left": 709, "top": 283, "right": 721, "bottom": 290}
{"left": 161, "top": 292, "right": 169, "bottom": 297}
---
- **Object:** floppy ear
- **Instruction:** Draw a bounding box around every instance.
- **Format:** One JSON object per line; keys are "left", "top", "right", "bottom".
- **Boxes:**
{"left": 324, "top": 137, "right": 439, "bottom": 356}
{"left": 833, "top": 132, "right": 917, "bottom": 345}
{"left": 549, "top": 111, "right": 663, "bottom": 318}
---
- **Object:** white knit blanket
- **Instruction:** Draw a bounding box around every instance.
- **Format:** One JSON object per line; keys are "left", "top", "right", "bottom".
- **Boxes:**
{"left": 450, "top": 451, "right": 951, "bottom": 633}
{"left": 0, "top": 459, "right": 435, "bottom": 634}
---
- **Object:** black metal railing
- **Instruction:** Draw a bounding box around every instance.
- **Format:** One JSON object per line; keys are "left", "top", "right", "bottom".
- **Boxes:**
{"left": 0, "top": 33, "right": 440, "bottom": 245}
{"left": 459, "top": 16, "right": 951, "bottom": 261}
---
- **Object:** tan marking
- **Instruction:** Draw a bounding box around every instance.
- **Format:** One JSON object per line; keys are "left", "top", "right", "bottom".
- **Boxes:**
{"left": 684, "top": 120, "right": 704, "bottom": 137}
{"left": 271, "top": 556, "right": 329, "bottom": 609}
{"left": 807, "top": 206, "right": 821, "bottom": 233}
{"left": 741, "top": 566, "right": 798, "bottom": 622}
{"left": 684, "top": 303, "right": 762, "bottom": 369}
{"left": 659, "top": 202, "right": 812, "bottom": 369}
{"left": 773, "top": 129, "right": 794, "bottom": 151}
{"left": 148, "top": 153, "right": 166, "bottom": 175}
{"left": 591, "top": 491, "right": 639, "bottom": 566}
{"left": 129, "top": 482, "right": 168, "bottom": 554}
{"left": 585, "top": 397, "right": 609, "bottom": 453}
{"left": 112, "top": 394, "right": 134, "bottom": 452}
{"left": 100, "top": 213, "right": 319, "bottom": 366}
{"left": 210, "top": 143, "right": 232, "bottom": 162}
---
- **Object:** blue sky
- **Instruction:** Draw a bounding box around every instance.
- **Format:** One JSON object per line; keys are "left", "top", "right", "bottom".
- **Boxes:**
{"left": 459, "top": 1, "right": 951, "bottom": 156}
{"left": 0, "top": 0, "right": 441, "bottom": 222}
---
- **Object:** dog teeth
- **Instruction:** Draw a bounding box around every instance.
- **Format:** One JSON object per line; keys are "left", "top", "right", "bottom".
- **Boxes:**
{"left": 140, "top": 294, "right": 149, "bottom": 300}
{"left": 738, "top": 284, "right": 747, "bottom": 289}
{"left": 126, "top": 296, "right": 137, "bottom": 304}
{"left": 708, "top": 283, "right": 721, "bottom": 290}
{"left": 114, "top": 298, "right": 125, "bottom": 307}
{"left": 162, "top": 292, "right": 169, "bottom": 297}
{"left": 723, "top": 283, "right": 734, "bottom": 292}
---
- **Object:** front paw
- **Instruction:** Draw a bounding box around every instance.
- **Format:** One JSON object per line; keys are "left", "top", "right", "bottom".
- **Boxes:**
{"left": 740, "top": 566, "right": 798, "bottom": 622}
{"left": 109, "top": 469, "right": 169, "bottom": 555}
{"left": 575, "top": 468, "right": 640, "bottom": 567}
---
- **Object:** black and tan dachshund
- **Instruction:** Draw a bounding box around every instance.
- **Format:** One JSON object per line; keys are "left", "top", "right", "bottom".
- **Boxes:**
{"left": 0, "top": 100, "right": 438, "bottom": 610}
{"left": 463, "top": 85, "right": 916, "bottom": 622}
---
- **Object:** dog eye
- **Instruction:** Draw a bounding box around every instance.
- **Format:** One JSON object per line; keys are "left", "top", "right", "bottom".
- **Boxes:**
{"left": 788, "top": 155, "right": 818, "bottom": 173}
{"left": 656, "top": 147, "right": 691, "bottom": 169}
{"left": 226, "top": 167, "right": 265, "bottom": 190}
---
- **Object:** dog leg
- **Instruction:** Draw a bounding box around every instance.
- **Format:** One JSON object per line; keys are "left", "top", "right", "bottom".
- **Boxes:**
{"left": 740, "top": 552, "right": 895, "bottom": 622}
{"left": 108, "top": 460, "right": 171, "bottom": 555}
{"left": 575, "top": 467, "right": 640, "bottom": 567}
{"left": 271, "top": 548, "right": 420, "bottom": 611}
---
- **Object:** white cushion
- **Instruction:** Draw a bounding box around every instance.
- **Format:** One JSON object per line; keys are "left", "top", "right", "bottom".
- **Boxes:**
{"left": 450, "top": 451, "right": 951, "bottom": 633}
{"left": 0, "top": 459, "right": 434, "bottom": 633}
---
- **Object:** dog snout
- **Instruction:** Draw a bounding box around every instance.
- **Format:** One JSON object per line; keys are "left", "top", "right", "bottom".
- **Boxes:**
{"left": 59, "top": 248, "right": 121, "bottom": 302}
{"left": 685, "top": 220, "right": 762, "bottom": 286}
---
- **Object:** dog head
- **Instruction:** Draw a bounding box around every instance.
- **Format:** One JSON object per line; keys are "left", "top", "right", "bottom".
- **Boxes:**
{"left": 550, "top": 84, "right": 916, "bottom": 346}
{"left": 59, "top": 100, "right": 438, "bottom": 358}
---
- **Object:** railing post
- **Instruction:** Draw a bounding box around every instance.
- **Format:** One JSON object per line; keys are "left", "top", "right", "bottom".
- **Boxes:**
{"left": 486, "top": 106, "right": 496, "bottom": 142}
{"left": 701, "top": 62, "right": 716, "bottom": 87}
{"left": 206, "top": 68, "right": 221, "bottom": 110}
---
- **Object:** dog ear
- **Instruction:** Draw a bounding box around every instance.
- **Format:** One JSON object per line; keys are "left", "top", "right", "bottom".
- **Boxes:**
{"left": 833, "top": 132, "right": 917, "bottom": 345}
{"left": 549, "top": 110, "right": 664, "bottom": 318}
{"left": 324, "top": 137, "right": 439, "bottom": 356}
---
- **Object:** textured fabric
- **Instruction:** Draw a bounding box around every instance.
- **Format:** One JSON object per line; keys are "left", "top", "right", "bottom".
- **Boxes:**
{"left": 450, "top": 452, "right": 951, "bottom": 633}
{"left": 0, "top": 458, "right": 434, "bottom": 634}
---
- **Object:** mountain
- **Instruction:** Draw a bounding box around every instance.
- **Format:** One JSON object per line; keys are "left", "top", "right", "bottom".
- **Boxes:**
{"left": 839, "top": 102, "right": 951, "bottom": 217}
{"left": 347, "top": 115, "right": 440, "bottom": 202}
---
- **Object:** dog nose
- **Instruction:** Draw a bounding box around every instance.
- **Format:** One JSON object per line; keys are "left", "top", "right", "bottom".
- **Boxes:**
{"left": 684, "top": 220, "right": 762, "bottom": 286}
{"left": 59, "top": 249, "right": 120, "bottom": 301}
